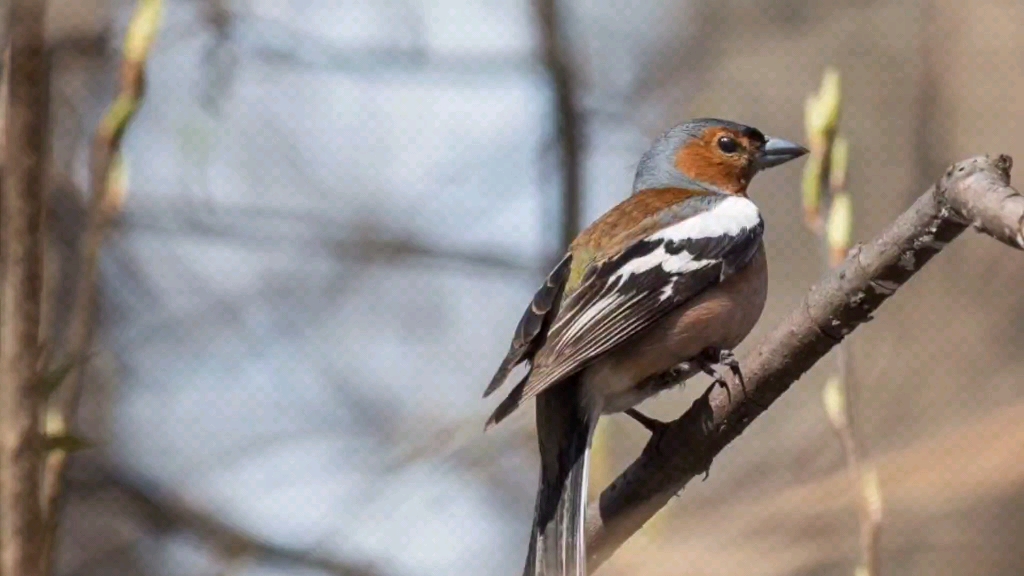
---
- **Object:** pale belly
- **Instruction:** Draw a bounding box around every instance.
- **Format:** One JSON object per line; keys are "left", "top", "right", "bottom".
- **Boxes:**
{"left": 578, "top": 243, "right": 768, "bottom": 415}
{"left": 582, "top": 359, "right": 704, "bottom": 414}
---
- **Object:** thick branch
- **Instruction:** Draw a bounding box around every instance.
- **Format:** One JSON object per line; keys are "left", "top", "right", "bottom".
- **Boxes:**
{"left": 940, "top": 158, "right": 1024, "bottom": 248}
{"left": 584, "top": 154, "right": 1020, "bottom": 571}
{"left": 0, "top": 1, "right": 50, "bottom": 575}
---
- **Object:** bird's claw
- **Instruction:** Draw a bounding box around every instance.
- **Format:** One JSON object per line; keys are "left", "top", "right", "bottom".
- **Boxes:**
{"left": 696, "top": 347, "right": 768, "bottom": 410}
{"left": 624, "top": 408, "right": 668, "bottom": 434}
{"left": 697, "top": 347, "right": 745, "bottom": 391}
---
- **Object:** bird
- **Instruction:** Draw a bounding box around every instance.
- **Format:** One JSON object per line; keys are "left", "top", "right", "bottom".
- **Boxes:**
{"left": 482, "top": 118, "right": 807, "bottom": 576}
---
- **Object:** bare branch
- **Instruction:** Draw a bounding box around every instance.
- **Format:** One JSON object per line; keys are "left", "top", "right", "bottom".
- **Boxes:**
{"left": 116, "top": 203, "right": 543, "bottom": 274}
{"left": 40, "top": 0, "right": 163, "bottom": 568}
{"left": 534, "top": 0, "right": 582, "bottom": 252}
{"left": 67, "top": 466, "right": 385, "bottom": 576}
{"left": 941, "top": 158, "right": 1024, "bottom": 248}
{"left": 584, "top": 154, "right": 1021, "bottom": 571}
{"left": 0, "top": 1, "right": 50, "bottom": 574}
{"left": 336, "top": 234, "right": 542, "bottom": 274}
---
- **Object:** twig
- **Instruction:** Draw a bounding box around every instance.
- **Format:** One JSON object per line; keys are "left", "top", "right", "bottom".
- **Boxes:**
{"left": 0, "top": 46, "right": 10, "bottom": 165}
{"left": 66, "top": 465, "right": 386, "bottom": 576}
{"left": 39, "top": 0, "right": 163, "bottom": 569}
{"left": 534, "top": 0, "right": 582, "bottom": 253}
{"left": 803, "top": 69, "right": 883, "bottom": 576}
{"left": 0, "top": 1, "right": 50, "bottom": 575}
{"left": 912, "top": 0, "right": 942, "bottom": 200}
{"left": 117, "top": 204, "right": 544, "bottom": 274}
{"left": 582, "top": 154, "right": 1021, "bottom": 572}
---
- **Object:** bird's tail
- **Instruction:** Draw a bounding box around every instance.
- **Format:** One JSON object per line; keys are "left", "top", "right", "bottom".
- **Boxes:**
{"left": 523, "top": 377, "right": 596, "bottom": 576}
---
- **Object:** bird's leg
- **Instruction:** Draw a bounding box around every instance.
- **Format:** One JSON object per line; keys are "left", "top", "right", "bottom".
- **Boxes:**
{"left": 624, "top": 408, "right": 668, "bottom": 434}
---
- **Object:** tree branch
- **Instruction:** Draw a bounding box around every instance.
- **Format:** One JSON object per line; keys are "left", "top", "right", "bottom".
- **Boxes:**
{"left": 534, "top": 0, "right": 583, "bottom": 252}
{"left": 67, "top": 465, "right": 385, "bottom": 576}
{"left": 584, "top": 154, "right": 1021, "bottom": 571}
{"left": 41, "top": 0, "right": 163, "bottom": 570}
{"left": 0, "top": 1, "right": 50, "bottom": 574}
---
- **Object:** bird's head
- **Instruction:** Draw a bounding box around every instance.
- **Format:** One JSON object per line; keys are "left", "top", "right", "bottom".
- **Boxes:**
{"left": 632, "top": 118, "right": 808, "bottom": 196}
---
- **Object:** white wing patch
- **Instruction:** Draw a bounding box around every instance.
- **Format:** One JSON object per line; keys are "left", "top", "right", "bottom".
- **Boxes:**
{"left": 653, "top": 195, "right": 761, "bottom": 241}
{"left": 613, "top": 245, "right": 714, "bottom": 282}
{"left": 612, "top": 196, "right": 760, "bottom": 283}
{"left": 658, "top": 281, "right": 676, "bottom": 301}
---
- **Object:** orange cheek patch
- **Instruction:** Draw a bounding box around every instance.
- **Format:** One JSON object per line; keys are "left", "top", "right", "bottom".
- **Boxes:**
{"left": 674, "top": 133, "right": 750, "bottom": 195}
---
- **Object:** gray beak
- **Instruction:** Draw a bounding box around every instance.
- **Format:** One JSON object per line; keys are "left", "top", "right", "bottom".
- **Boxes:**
{"left": 756, "top": 137, "right": 809, "bottom": 170}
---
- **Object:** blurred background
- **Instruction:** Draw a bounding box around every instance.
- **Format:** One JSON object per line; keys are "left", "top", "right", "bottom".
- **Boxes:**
{"left": 25, "top": 0, "right": 1024, "bottom": 575}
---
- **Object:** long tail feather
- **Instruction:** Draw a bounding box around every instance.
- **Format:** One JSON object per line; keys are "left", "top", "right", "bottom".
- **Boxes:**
{"left": 523, "top": 377, "right": 596, "bottom": 576}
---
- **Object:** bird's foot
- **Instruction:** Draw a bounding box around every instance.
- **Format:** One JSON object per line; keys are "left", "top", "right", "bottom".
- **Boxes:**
{"left": 696, "top": 347, "right": 768, "bottom": 410}
{"left": 624, "top": 408, "right": 669, "bottom": 434}
{"left": 696, "top": 347, "right": 745, "bottom": 393}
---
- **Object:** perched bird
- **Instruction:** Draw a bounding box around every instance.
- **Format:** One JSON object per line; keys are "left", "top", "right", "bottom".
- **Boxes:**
{"left": 483, "top": 118, "right": 807, "bottom": 576}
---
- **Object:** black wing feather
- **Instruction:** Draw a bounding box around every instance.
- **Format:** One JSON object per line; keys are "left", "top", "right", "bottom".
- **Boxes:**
{"left": 483, "top": 253, "right": 572, "bottom": 398}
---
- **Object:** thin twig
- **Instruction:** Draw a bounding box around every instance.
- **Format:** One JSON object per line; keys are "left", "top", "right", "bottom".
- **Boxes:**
{"left": 66, "top": 465, "right": 386, "bottom": 576}
{"left": 39, "top": 0, "right": 164, "bottom": 570}
{"left": 912, "top": 0, "right": 942, "bottom": 200}
{"left": 0, "top": 1, "right": 50, "bottom": 575}
{"left": 534, "top": 0, "right": 582, "bottom": 253}
{"left": 116, "top": 204, "right": 544, "bottom": 274}
{"left": 804, "top": 77, "right": 884, "bottom": 576}
{"left": 582, "top": 154, "right": 1021, "bottom": 572}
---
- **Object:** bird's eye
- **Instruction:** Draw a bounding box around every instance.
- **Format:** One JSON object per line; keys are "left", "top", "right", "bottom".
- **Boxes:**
{"left": 717, "top": 136, "right": 740, "bottom": 154}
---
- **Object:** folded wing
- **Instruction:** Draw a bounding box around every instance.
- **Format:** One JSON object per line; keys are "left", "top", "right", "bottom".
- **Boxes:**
{"left": 488, "top": 194, "right": 764, "bottom": 425}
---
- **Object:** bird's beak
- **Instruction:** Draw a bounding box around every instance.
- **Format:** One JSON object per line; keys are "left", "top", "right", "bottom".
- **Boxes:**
{"left": 755, "top": 137, "right": 809, "bottom": 171}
